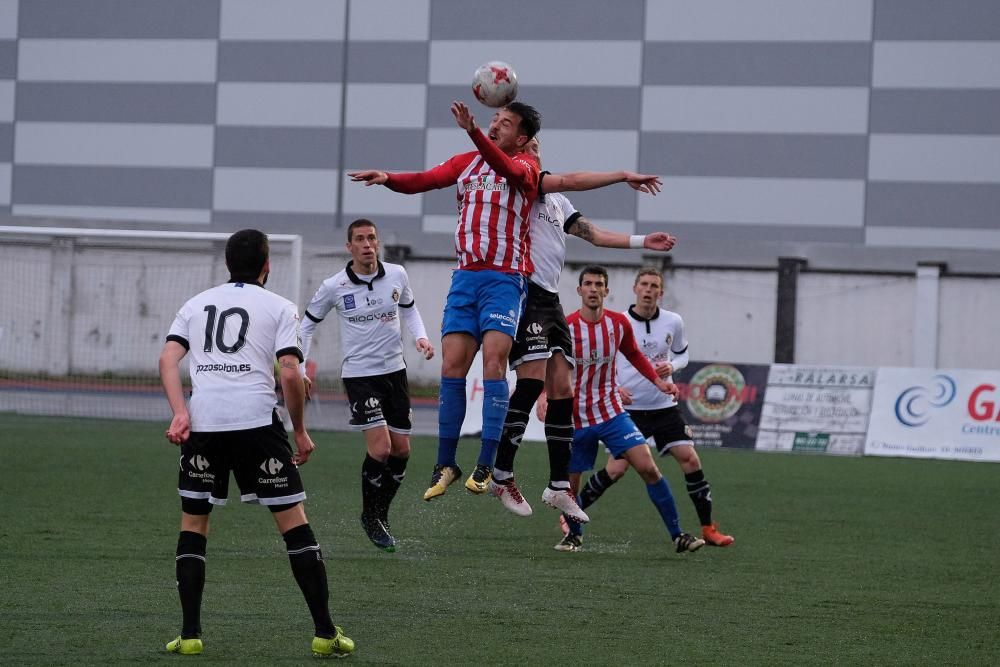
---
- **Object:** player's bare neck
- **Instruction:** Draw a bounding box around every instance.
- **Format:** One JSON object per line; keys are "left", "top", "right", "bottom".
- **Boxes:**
{"left": 581, "top": 305, "right": 604, "bottom": 323}
{"left": 355, "top": 260, "right": 377, "bottom": 275}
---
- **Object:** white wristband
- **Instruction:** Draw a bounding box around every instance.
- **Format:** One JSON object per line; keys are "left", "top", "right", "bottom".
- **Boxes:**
{"left": 629, "top": 235, "right": 646, "bottom": 249}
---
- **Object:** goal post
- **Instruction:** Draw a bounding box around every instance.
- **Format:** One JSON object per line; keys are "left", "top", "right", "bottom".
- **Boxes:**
{"left": 0, "top": 226, "right": 303, "bottom": 422}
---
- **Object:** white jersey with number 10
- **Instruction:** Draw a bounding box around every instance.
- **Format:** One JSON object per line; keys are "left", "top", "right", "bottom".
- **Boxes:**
{"left": 167, "top": 282, "right": 302, "bottom": 433}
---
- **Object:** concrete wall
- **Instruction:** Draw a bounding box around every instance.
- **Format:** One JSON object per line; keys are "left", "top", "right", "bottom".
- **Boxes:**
{"left": 3, "top": 236, "right": 998, "bottom": 384}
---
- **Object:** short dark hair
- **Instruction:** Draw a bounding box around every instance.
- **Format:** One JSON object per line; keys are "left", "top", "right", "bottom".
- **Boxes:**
{"left": 578, "top": 265, "right": 609, "bottom": 286}
{"left": 634, "top": 267, "right": 663, "bottom": 287}
{"left": 505, "top": 101, "right": 541, "bottom": 140}
{"left": 225, "top": 229, "right": 269, "bottom": 282}
{"left": 346, "top": 218, "right": 378, "bottom": 243}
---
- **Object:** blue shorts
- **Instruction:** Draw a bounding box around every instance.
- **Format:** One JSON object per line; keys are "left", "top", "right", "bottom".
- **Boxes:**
{"left": 569, "top": 412, "right": 648, "bottom": 474}
{"left": 441, "top": 269, "right": 527, "bottom": 344}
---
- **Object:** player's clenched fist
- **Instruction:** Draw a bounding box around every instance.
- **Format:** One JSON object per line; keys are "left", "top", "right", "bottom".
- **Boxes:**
{"left": 292, "top": 431, "right": 316, "bottom": 465}
{"left": 165, "top": 412, "right": 190, "bottom": 445}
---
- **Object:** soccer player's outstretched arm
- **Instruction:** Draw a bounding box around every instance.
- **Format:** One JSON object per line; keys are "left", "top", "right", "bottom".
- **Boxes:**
{"left": 159, "top": 340, "right": 190, "bottom": 445}
{"left": 349, "top": 156, "right": 466, "bottom": 195}
{"left": 565, "top": 212, "right": 676, "bottom": 252}
{"left": 542, "top": 171, "right": 662, "bottom": 195}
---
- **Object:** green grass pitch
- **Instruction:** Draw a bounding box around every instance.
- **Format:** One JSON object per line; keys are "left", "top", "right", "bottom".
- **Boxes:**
{"left": 1, "top": 414, "right": 998, "bottom": 665}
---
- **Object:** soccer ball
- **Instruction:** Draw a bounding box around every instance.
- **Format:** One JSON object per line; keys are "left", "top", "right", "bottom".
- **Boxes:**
{"left": 472, "top": 61, "right": 518, "bottom": 108}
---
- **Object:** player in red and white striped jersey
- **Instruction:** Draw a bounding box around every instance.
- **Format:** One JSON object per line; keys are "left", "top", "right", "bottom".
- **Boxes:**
{"left": 555, "top": 266, "right": 705, "bottom": 554}
{"left": 351, "top": 100, "right": 543, "bottom": 500}
{"left": 567, "top": 272, "right": 666, "bottom": 429}
{"left": 577, "top": 267, "right": 735, "bottom": 547}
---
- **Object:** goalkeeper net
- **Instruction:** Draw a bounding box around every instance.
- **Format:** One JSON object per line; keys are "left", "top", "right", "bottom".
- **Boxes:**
{"left": 0, "top": 226, "right": 302, "bottom": 422}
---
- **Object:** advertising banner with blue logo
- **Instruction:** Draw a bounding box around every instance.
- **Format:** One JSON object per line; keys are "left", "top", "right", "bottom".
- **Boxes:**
{"left": 757, "top": 365, "right": 875, "bottom": 456}
{"left": 865, "top": 368, "right": 1000, "bottom": 463}
{"left": 673, "top": 362, "right": 770, "bottom": 449}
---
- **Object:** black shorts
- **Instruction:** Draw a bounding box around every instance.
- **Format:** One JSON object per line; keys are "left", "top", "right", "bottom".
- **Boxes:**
{"left": 509, "top": 282, "right": 574, "bottom": 369}
{"left": 343, "top": 368, "right": 412, "bottom": 433}
{"left": 626, "top": 405, "right": 695, "bottom": 456}
{"left": 178, "top": 410, "right": 306, "bottom": 510}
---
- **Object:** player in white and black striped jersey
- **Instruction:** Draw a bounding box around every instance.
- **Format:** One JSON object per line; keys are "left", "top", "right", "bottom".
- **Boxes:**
{"left": 159, "top": 229, "right": 353, "bottom": 658}
{"left": 577, "top": 267, "right": 735, "bottom": 547}
{"left": 299, "top": 219, "right": 433, "bottom": 552}
{"left": 488, "top": 136, "right": 678, "bottom": 521}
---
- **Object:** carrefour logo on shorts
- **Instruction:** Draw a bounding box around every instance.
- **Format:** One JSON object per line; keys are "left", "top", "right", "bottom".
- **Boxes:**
{"left": 894, "top": 374, "right": 956, "bottom": 427}
{"left": 260, "top": 458, "right": 284, "bottom": 475}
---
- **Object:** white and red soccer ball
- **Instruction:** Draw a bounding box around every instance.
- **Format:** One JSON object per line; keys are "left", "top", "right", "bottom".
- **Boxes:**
{"left": 472, "top": 61, "right": 518, "bottom": 108}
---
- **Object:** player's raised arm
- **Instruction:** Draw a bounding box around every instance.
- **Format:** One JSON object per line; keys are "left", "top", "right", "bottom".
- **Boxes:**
{"left": 349, "top": 170, "right": 389, "bottom": 186}
{"left": 543, "top": 171, "right": 662, "bottom": 195}
{"left": 453, "top": 101, "right": 539, "bottom": 193}
{"left": 451, "top": 100, "right": 477, "bottom": 133}
{"left": 565, "top": 213, "right": 676, "bottom": 253}
{"left": 349, "top": 156, "right": 464, "bottom": 195}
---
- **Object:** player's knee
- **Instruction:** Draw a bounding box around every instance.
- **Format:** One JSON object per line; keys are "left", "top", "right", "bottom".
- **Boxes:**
{"left": 636, "top": 465, "right": 661, "bottom": 484}
{"left": 546, "top": 375, "right": 572, "bottom": 399}
{"left": 390, "top": 439, "right": 411, "bottom": 459}
{"left": 674, "top": 446, "right": 701, "bottom": 471}
{"left": 605, "top": 461, "right": 629, "bottom": 481}
{"left": 441, "top": 358, "right": 468, "bottom": 377}
{"left": 368, "top": 440, "right": 392, "bottom": 463}
{"left": 482, "top": 358, "right": 507, "bottom": 380}
{"left": 629, "top": 455, "right": 660, "bottom": 482}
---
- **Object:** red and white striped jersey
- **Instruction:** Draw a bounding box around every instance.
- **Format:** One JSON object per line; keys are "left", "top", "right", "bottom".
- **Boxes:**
{"left": 568, "top": 308, "right": 661, "bottom": 429}
{"left": 385, "top": 129, "right": 540, "bottom": 274}
{"left": 455, "top": 153, "right": 537, "bottom": 272}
